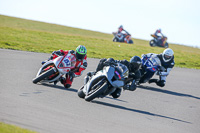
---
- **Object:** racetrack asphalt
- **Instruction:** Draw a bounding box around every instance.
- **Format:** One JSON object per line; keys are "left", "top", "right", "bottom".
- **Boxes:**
{"left": 0, "top": 49, "right": 200, "bottom": 133}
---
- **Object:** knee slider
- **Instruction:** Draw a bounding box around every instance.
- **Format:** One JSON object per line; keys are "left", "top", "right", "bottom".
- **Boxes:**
{"left": 64, "top": 84, "right": 71, "bottom": 89}
{"left": 156, "top": 80, "right": 165, "bottom": 87}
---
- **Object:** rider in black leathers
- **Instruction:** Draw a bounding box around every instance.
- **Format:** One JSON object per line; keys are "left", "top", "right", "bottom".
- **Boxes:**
{"left": 85, "top": 56, "right": 142, "bottom": 98}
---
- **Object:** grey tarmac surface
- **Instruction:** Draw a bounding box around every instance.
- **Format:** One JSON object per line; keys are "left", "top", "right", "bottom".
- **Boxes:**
{"left": 0, "top": 49, "right": 200, "bottom": 133}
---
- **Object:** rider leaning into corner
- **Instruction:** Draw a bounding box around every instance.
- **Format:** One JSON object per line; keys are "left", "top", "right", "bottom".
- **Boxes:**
{"left": 154, "top": 28, "right": 164, "bottom": 40}
{"left": 143, "top": 48, "right": 175, "bottom": 87}
{"left": 153, "top": 28, "right": 167, "bottom": 45}
{"left": 42, "top": 45, "right": 87, "bottom": 88}
{"left": 115, "top": 25, "right": 131, "bottom": 42}
{"left": 85, "top": 56, "right": 142, "bottom": 98}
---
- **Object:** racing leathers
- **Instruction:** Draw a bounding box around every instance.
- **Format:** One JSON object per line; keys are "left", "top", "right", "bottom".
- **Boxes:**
{"left": 86, "top": 58, "right": 141, "bottom": 98}
{"left": 115, "top": 31, "right": 125, "bottom": 42}
{"left": 153, "top": 30, "right": 164, "bottom": 45}
{"left": 144, "top": 53, "right": 175, "bottom": 87}
{"left": 48, "top": 49, "right": 87, "bottom": 88}
{"left": 154, "top": 29, "right": 164, "bottom": 39}
{"left": 115, "top": 29, "right": 130, "bottom": 42}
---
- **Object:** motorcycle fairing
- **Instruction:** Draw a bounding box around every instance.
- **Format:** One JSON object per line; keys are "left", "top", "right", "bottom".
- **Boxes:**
{"left": 53, "top": 54, "right": 76, "bottom": 74}
{"left": 83, "top": 66, "right": 124, "bottom": 96}
{"left": 36, "top": 60, "right": 63, "bottom": 83}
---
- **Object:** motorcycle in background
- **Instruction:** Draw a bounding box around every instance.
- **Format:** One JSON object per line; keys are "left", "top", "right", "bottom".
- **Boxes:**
{"left": 32, "top": 53, "right": 76, "bottom": 84}
{"left": 149, "top": 34, "right": 168, "bottom": 48}
{"left": 112, "top": 32, "right": 134, "bottom": 44}
{"left": 78, "top": 62, "right": 129, "bottom": 102}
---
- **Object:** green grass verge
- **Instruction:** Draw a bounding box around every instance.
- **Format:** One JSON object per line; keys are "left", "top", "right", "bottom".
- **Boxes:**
{"left": 0, "top": 122, "right": 37, "bottom": 133}
{"left": 0, "top": 15, "right": 200, "bottom": 69}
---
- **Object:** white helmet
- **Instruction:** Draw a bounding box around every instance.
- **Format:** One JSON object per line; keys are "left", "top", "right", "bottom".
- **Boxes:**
{"left": 162, "top": 48, "right": 174, "bottom": 62}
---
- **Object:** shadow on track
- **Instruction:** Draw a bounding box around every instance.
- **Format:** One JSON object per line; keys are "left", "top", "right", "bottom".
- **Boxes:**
{"left": 105, "top": 96, "right": 128, "bottom": 103}
{"left": 92, "top": 100, "right": 191, "bottom": 124}
{"left": 40, "top": 83, "right": 77, "bottom": 92}
{"left": 138, "top": 85, "right": 200, "bottom": 100}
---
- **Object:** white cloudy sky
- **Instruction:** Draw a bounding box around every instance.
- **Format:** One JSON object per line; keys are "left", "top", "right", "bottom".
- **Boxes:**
{"left": 0, "top": 0, "right": 200, "bottom": 47}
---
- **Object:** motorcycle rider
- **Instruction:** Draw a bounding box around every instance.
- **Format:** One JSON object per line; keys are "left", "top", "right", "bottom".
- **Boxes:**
{"left": 86, "top": 56, "right": 142, "bottom": 98}
{"left": 153, "top": 28, "right": 165, "bottom": 45}
{"left": 143, "top": 48, "right": 175, "bottom": 87}
{"left": 42, "top": 45, "right": 87, "bottom": 88}
{"left": 115, "top": 25, "right": 124, "bottom": 42}
{"left": 115, "top": 25, "right": 131, "bottom": 42}
{"left": 154, "top": 28, "right": 164, "bottom": 39}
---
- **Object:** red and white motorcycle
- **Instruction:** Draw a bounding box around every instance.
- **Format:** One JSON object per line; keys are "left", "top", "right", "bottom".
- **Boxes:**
{"left": 32, "top": 53, "right": 76, "bottom": 84}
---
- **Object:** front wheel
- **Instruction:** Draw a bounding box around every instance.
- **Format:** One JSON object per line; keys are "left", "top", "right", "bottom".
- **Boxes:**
{"left": 78, "top": 86, "right": 85, "bottom": 98}
{"left": 85, "top": 81, "right": 108, "bottom": 102}
{"left": 32, "top": 68, "right": 55, "bottom": 84}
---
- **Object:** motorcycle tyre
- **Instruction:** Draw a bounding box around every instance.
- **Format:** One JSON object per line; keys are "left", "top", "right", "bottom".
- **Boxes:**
{"left": 128, "top": 39, "right": 134, "bottom": 44}
{"left": 164, "top": 42, "right": 169, "bottom": 48}
{"left": 78, "top": 86, "right": 85, "bottom": 98}
{"left": 33, "top": 68, "right": 55, "bottom": 84}
{"left": 149, "top": 40, "right": 156, "bottom": 47}
{"left": 85, "top": 81, "right": 108, "bottom": 102}
{"left": 113, "top": 37, "right": 119, "bottom": 42}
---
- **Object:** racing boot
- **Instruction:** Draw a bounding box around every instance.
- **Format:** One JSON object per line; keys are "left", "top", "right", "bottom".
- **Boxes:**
{"left": 148, "top": 79, "right": 165, "bottom": 87}
{"left": 60, "top": 77, "right": 71, "bottom": 88}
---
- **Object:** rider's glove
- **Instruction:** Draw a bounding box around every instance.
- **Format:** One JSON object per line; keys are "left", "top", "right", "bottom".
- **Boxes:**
{"left": 52, "top": 51, "right": 64, "bottom": 56}
{"left": 69, "top": 50, "right": 75, "bottom": 54}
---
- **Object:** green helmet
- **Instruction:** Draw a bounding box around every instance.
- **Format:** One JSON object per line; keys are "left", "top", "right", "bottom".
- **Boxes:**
{"left": 75, "top": 45, "right": 87, "bottom": 60}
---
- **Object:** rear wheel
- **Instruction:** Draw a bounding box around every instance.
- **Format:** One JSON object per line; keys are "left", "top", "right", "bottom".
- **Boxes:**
{"left": 129, "top": 39, "right": 134, "bottom": 44}
{"left": 164, "top": 42, "right": 169, "bottom": 48}
{"left": 149, "top": 40, "right": 156, "bottom": 47}
{"left": 85, "top": 81, "right": 108, "bottom": 102}
{"left": 32, "top": 68, "right": 55, "bottom": 84}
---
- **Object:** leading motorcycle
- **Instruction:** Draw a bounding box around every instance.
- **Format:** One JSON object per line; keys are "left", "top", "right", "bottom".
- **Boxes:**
{"left": 32, "top": 53, "right": 76, "bottom": 84}
{"left": 149, "top": 34, "right": 168, "bottom": 48}
{"left": 78, "top": 62, "right": 129, "bottom": 102}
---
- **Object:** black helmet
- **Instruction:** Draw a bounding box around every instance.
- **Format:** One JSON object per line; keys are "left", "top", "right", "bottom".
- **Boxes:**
{"left": 106, "top": 58, "right": 115, "bottom": 63}
{"left": 129, "top": 56, "right": 142, "bottom": 71}
{"left": 75, "top": 45, "right": 87, "bottom": 61}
